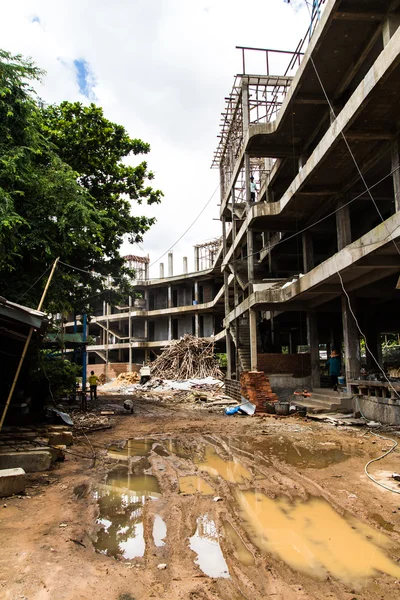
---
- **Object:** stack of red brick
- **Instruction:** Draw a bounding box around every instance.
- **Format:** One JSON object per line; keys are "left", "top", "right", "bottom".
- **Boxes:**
{"left": 240, "top": 370, "right": 278, "bottom": 413}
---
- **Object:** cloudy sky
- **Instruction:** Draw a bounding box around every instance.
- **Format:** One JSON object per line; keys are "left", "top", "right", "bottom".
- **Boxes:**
{"left": 1, "top": 0, "right": 311, "bottom": 277}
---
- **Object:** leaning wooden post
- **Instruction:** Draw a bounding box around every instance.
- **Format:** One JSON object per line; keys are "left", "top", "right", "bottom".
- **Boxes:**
{"left": 0, "top": 257, "right": 60, "bottom": 431}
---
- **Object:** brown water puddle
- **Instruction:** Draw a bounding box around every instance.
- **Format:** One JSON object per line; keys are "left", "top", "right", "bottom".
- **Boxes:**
{"left": 94, "top": 468, "right": 161, "bottom": 560}
{"left": 189, "top": 514, "right": 230, "bottom": 578}
{"left": 234, "top": 489, "right": 400, "bottom": 587}
{"left": 107, "top": 438, "right": 155, "bottom": 460}
{"left": 222, "top": 520, "right": 255, "bottom": 566}
{"left": 179, "top": 475, "right": 214, "bottom": 495}
{"left": 225, "top": 436, "right": 352, "bottom": 469}
{"left": 195, "top": 445, "right": 252, "bottom": 484}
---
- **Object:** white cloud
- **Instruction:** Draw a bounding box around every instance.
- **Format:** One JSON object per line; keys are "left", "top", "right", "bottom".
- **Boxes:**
{"left": 0, "top": 0, "right": 311, "bottom": 277}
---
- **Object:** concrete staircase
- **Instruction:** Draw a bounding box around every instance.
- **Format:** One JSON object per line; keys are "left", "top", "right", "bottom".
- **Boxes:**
{"left": 238, "top": 321, "right": 251, "bottom": 372}
{"left": 293, "top": 388, "right": 354, "bottom": 414}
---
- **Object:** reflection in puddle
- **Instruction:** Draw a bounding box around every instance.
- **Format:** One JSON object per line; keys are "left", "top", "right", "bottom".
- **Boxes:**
{"left": 196, "top": 445, "right": 252, "bottom": 484}
{"left": 94, "top": 470, "right": 161, "bottom": 560}
{"left": 222, "top": 520, "right": 254, "bottom": 566}
{"left": 153, "top": 514, "right": 167, "bottom": 547}
{"left": 226, "top": 436, "right": 352, "bottom": 469}
{"left": 179, "top": 475, "right": 214, "bottom": 495}
{"left": 165, "top": 439, "right": 190, "bottom": 459}
{"left": 234, "top": 490, "right": 400, "bottom": 587}
{"left": 107, "top": 438, "right": 155, "bottom": 461}
{"left": 189, "top": 514, "right": 230, "bottom": 578}
{"left": 370, "top": 512, "right": 395, "bottom": 532}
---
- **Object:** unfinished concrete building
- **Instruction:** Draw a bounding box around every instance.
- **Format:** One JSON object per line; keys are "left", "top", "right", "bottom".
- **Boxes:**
{"left": 216, "top": 0, "right": 400, "bottom": 420}
{"left": 85, "top": 243, "right": 225, "bottom": 378}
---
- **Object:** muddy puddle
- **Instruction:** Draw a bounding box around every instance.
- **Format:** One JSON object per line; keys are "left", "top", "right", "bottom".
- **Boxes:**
{"left": 94, "top": 468, "right": 161, "bottom": 560}
{"left": 189, "top": 514, "right": 230, "bottom": 578}
{"left": 195, "top": 444, "right": 252, "bottom": 483}
{"left": 234, "top": 489, "right": 400, "bottom": 587}
{"left": 97, "top": 436, "right": 400, "bottom": 587}
{"left": 179, "top": 475, "right": 214, "bottom": 495}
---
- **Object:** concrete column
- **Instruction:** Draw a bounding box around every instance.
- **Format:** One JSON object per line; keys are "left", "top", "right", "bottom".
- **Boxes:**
{"left": 341, "top": 294, "right": 360, "bottom": 382}
{"left": 159, "top": 263, "right": 164, "bottom": 278}
{"left": 168, "top": 316, "right": 172, "bottom": 341}
{"left": 232, "top": 185, "right": 237, "bottom": 240}
{"left": 194, "top": 246, "right": 199, "bottom": 272}
{"left": 167, "top": 286, "right": 172, "bottom": 308}
{"left": 128, "top": 296, "right": 132, "bottom": 371}
{"left": 183, "top": 256, "right": 188, "bottom": 274}
{"left": 249, "top": 309, "right": 258, "bottom": 371}
{"left": 226, "top": 330, "right": 232, "bottom": 379}
{"left": 242, "top": 78, "right": 250, "bottom": 136}
{"left": 145, "top": 348, "right": 150, "bottom": 363}
{"left": 383, "top": 15, "right": 400, "bottom": 46}
{"left": 144, "top": 319, "right": 148, "bottom": 340}
{"left": 391, "top": 136, "right": 400, "bottom": 212}
{"left": 247, "top": 228, "right": 255, "bottom": 293}
{"left": 145, "top": 259, "right": 149, "bottom": 280}
{"left": 168, "top": 253, "right": 173, "bottom": 277}
{"left": 195, "top": 314, "right": 200, "bottom": 338}
{"left": 224, "top": 271, "right": 230, "bottom": 316}
{"left": 244, "top": 152, "right": 251, "bottom": 206}
{"left": 302, "top": 232, "right": 314, "bottom": 273}
{"left": 194, "top": 281, "right": 199, "bottom": 303}
{"left": 307, "top": 311, "right": 320, "bottom": 389}
{"left": 222, "top": 216, "right": 227, "bottom": 256}
{"left": 336, "top": 198, "right": 351, "bottom": 250}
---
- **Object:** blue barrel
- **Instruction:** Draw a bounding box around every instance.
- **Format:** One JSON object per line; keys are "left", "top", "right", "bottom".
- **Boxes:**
{"left": 338, "top": 376, "right": 345, "bottom": 385}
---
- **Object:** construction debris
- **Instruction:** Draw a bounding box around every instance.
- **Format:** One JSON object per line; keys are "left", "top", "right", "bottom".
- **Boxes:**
{"left": 150, "top": 335, "right": 223, "bottom": 380}
{"left": 116, "top": 371, "right": 140, "bottom": 384}
{"left": 71, "top": 411, "right": 113, "bottom": 433}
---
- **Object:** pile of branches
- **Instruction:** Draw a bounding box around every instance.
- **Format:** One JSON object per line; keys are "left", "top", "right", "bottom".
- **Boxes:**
{"left": 150, "top": 334, "right": 223, "bottom": 380}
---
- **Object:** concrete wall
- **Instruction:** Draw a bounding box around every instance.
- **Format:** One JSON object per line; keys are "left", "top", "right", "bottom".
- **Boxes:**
{"left": 357, "top": 396, "right": 400, "bottom": 425}
{"left": 178, "top": 315, "right": 194, "bottom": 337}
{"left": 225, "top": 378, "right": 241, "bottom": 402}
{"left": 268, "top": 374, "right": 312, "bottom": 402}
{"left": 203, "top": 314, "right": 214, "bottom": 337}
{"left": 258, "top": 353, "right": 311, "bottom": 377}
{"left": 154, "top": 319, "right": 169, "bottom": 341}
{"left": 132, "top": 319, "right": 145, "bottom": 338}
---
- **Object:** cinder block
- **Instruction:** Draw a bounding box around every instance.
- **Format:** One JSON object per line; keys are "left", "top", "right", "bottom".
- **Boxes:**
{"left": 0, "top": 451, "right": 52, "bottom": 472}
{"left": 47, "top": 432, "right": 73, "bottom": 446}
{"left": 0, "top": 468, "right": 26, "bottom": 497}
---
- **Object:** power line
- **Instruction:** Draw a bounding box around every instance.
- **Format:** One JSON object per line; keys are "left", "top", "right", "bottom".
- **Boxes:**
{"left": 148, "top": 183, "right": 220, "bottom": 269}
{"left": 227, "top": 165, "right": 400, "bottom": 266}
{"left": 17, "top": 264, "right": 52, "bottom": 303}
{"left": 301, "top": 0, "right": 400, "bottom": 256}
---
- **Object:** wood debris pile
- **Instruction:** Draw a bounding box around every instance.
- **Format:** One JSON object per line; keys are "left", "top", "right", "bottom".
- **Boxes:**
{"left": 116, "top": 371, "right": 140, "bottom": 384}
{"left": 71, "top": 411, "right": 112, "bottom": 432}
{"left": 150, "top": 335, "right": 223, "bottom": 380}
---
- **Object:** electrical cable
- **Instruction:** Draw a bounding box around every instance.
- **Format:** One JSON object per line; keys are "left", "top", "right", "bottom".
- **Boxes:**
{"left": 227, "top": 165, "right": 400, "bottom": 266}
{"left": 334, "top": 257, "right": 400, "bottom": 399}
{"left": 17, "top": 264, "right": 53, "bottom": 303}
{"left": 364, "top": 433, "right": 400, "bottom": 494}
{"left": 301, "top": 0, "right": 400, "bottom": 257}
{"left": 148, "top": 182, "right": 220, "bottom": 268}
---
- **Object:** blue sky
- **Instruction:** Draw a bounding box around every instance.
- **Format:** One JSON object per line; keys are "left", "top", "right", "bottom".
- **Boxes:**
{"left": 2, "top": 0, "right": 311, "bottom": 277}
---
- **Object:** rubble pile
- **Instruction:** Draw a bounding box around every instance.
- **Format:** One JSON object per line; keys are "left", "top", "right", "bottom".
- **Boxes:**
{"left": 150, "top": 335, "right": 223, "bottom": 380}
{"left": 71, "top": 411, "right": 113, "bottom": 432}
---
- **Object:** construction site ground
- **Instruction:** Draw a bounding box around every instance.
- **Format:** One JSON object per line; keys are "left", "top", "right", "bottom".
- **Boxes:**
{"left": 1, "top": 392, "right": 400, "bottom": 600}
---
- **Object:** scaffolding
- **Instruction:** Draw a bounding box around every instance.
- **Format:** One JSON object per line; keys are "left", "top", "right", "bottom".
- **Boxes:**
{"left": 124, "top": 254, "right": 150, "bottom": 280}
{"left": 194, "top": 238, "right": 222, "bottom": 271}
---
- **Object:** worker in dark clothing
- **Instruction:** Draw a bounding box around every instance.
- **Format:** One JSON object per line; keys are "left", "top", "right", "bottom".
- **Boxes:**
{"left": 325, "top": 350, "right": 341, "bottom": 391}
{"left": 258, "top": 318, "right": 268, "bottom": 353}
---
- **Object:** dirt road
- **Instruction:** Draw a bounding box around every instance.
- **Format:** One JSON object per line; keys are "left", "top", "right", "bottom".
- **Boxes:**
{"left": 1, "top": 395, "right": 400, "bottom": 600}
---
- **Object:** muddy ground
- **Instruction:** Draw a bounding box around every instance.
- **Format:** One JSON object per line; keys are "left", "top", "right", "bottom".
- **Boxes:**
{"left": 1, "top": 394, "right": 400, "bottom": 600}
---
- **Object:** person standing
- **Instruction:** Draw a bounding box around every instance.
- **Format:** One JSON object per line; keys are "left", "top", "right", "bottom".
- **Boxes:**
{"left": 257, "top": 318, "right": 268, "bottom": 353}
{"left": 250, "top": 176, "right": 257, "bottom": 202}
{"left": 325, "top": 350, "right": 341, "bottom": 391}
{"left": 88, "top": 370, "right": 99, "bottom": 401}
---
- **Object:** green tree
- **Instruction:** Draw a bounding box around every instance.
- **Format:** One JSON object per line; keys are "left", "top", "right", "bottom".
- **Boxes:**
{"left": 0, "top": 50, "right": 162, "bottom": 313}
